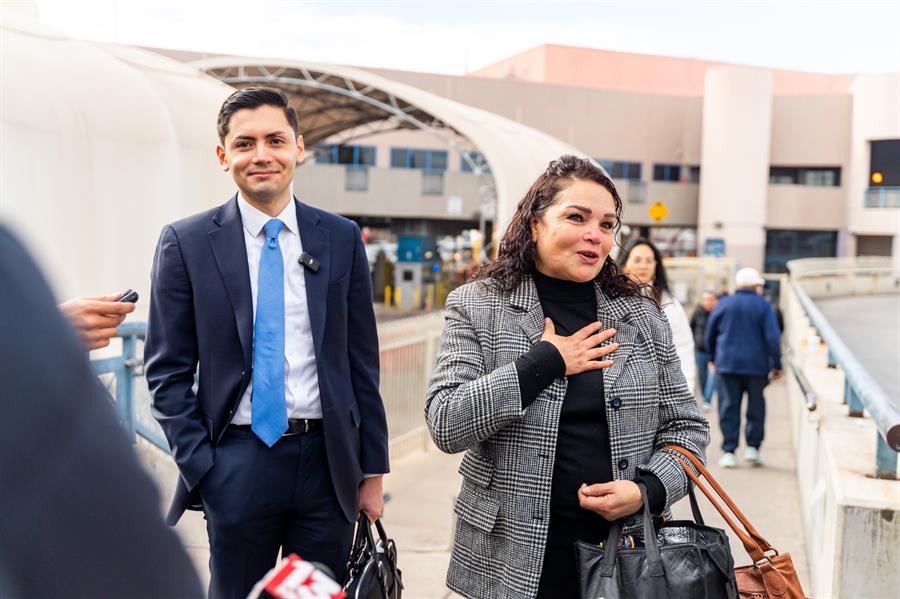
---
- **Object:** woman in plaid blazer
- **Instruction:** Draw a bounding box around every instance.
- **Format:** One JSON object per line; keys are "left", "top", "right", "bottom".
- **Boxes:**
{"left": 426, "top": 156, "right": 709, "bottom": 599}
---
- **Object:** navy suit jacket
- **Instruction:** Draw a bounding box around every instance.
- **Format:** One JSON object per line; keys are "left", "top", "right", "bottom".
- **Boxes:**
{"left": 144, "top": 196, "right": 389, "bottom": 525}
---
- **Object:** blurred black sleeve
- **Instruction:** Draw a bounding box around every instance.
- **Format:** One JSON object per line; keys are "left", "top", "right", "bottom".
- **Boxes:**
{"left": 0, "top": 225, "right": 203, "bottom": 599}
{"left": 515, "top": 340, "right": 566, "bottom": 408}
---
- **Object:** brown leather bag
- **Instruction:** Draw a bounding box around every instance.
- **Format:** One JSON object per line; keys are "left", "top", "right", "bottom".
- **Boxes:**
{"left": 664, "top": 445, "right": 808, "bottom": 599}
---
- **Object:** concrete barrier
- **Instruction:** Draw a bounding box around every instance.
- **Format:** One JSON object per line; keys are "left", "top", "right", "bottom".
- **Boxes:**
{"left": 783, "top": 276, "right": 900, "bottom": 598}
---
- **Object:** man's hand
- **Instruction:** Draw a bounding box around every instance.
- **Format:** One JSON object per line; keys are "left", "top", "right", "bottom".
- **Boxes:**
{"left": 578, "top": 480, "right": 643, "bottom": 521}
{"left": 59, "top": 293, "right": 135, "bottom": 350}
{"left": 358, "top": 475, "right": 385, "bottom": 522}
{"left": 771, "top": 369, "right": 784, "bottom": 381}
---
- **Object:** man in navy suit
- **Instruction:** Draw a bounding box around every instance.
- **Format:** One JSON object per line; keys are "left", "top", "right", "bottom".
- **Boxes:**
{"left": 145, "top": 87, "right": 390, "bottom": 599}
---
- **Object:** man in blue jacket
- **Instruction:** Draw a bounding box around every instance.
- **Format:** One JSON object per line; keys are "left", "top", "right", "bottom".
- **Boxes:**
{"left": 705, "top": 267, "right": 782, "bottom": 468}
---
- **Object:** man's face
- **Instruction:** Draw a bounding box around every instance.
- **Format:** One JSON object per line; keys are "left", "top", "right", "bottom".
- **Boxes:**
{"left": 701, "top": 292, "right": 717, "bottom": 311}
{"left": 216, "top": 105, "right": 303, "bottom": 206}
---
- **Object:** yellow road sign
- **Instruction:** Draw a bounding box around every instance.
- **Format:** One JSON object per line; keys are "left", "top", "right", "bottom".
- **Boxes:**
{"left": 648, "top": 201, "right": 668, "bottom": 222}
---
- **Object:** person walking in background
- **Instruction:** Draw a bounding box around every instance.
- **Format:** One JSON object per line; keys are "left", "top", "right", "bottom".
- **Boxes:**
{"left": 690, "top": 291, "right": 718, "bottom": 411}
{"left": 618, "top": 237, "right": 696, "bottom": 394}
{"left": 426, "top": 156, "right": 708, "bottom": 599}
{"left": 705, "top": 267, "right": 783, "bottom": 468}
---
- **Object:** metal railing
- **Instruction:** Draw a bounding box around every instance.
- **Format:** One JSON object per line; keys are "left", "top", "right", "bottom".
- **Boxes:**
{"left": 90, "top": 322, "right": 169, "bottom": 451}
{"left": 787, "top": 273, "right": 900, "bottom": 479}
{"left": 90, "top": 312, "right": 445, "bottom": 459}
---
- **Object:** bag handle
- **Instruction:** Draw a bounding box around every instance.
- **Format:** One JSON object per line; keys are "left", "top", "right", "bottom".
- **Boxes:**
{"left": 686, "top": 481, "right": 705, "bottom": 526}
{"left": 597, "top": 483, "right": 666, "bottom": 579}
{"left": 663, "top": 445, "right": 772, "bottom": 561}
{"left": 373, "top": 518, "right": 404, "bottom": 591}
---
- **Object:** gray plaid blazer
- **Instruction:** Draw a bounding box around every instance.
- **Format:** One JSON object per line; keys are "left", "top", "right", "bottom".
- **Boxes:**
{"left": 425, "top": 276, "right": 710, "bottom": 599}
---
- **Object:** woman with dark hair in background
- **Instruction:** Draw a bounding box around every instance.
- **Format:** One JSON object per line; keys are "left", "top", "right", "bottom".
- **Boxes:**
{"left": 425, "top": 155, "right": 709, "bottom": 599}
{"left": 617, "top": 237, "right": 696, "bottom": 395}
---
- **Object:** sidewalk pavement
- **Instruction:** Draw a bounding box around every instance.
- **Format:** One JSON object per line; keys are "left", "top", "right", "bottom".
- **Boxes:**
{"left": 172, "top": 378, "right": 808, "bottom": 598}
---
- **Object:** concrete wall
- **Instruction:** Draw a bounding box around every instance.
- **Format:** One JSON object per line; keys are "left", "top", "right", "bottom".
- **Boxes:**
{"left": 0, "top": 17, "right": 233, "bottom": 315}
{"left": 783, "top": 272, "right": 900, "bottom": 598}
{"left": 846, "top": 74, "right": 900, "bottom": 260}
{"left": 624, "top": 181, "right": 699, "bottom": 226}
{"left": 369, "top": 67, "right": 704, "bottom": 170}
{"left": 766, "top": 184, "right": 846, "bottom": 230}
{"left": 769, "top": 95, "right": 852, "bottom": 166}
{"left": 698, "top": 67, "right": 773, "bottom": 270}
{"left": 295, "top": 164, "right": 485, "bottom": 221}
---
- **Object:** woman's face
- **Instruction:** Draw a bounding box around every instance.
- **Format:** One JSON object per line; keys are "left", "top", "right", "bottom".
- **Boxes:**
{"left": 623, "top": 243, "right": 657, "bottom": 284}
{"left": 530, "top": 179, "right": 617, "bottom": 283}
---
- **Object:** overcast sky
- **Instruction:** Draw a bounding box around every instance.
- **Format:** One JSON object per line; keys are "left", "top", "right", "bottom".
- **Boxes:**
{"left": 32, "top": 0, "right": 900, "bottom": 75}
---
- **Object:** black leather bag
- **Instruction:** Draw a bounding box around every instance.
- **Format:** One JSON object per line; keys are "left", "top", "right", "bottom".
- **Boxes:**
{"left": 343, "top": 513, "right": 403, "bottom": 599}
{"left": 576, "top": 483, "right": 738, "bottom": 599}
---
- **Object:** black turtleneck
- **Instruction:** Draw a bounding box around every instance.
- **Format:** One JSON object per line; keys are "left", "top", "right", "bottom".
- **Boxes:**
{"left": 513, "top": 271, "right": 665, "bottom": 552}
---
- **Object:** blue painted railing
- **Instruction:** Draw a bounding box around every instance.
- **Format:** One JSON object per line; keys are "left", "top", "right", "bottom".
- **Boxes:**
{"left": 792, "top": 282, "right": 900, "bottom": 479}
{"left": 89, "top": 322, "right": 170, "bottom": 452}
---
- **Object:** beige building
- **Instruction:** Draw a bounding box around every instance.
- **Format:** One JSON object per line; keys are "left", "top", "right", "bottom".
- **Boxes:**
{"left": 284, "top": 44, "right": 899, "bottom": 272}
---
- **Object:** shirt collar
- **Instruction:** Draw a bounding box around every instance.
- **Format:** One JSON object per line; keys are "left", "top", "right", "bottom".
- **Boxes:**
{"left": 237, "top": 193, "right": 299, "bottom": 238}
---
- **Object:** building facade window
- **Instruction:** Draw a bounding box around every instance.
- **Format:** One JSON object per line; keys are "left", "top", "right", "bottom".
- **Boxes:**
{"left": 314, "top": 144, "right": 376, "bottom": 167}
{"left": 764, "top": 229, "right": 837, "bottom": 273}
{"left": 597, "top": 159, "right": 642, "bottom": 181}
{"left": 768, "top": 166, "right": 841, "bottom": 187}
{"left": 460, "top": 151, "right": 492, "bottom": 174}
{"left": 688, "top": 165, "right": 701, "bottom": 183}
{"left": 653, "top": 163, "right": 682, "bottom": 182}
{"left": 870, "top": 139, "right": 900, "bottom": 186}
{"left": 390, "top": 148, "right": 448, "bottom": 171}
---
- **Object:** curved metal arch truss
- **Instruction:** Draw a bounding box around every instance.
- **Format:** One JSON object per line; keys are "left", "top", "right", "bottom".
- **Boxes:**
{"left": 194, "top": 57, "right": 590, "bottom": 240}
{"left": 201, "top": 63, "right": 489, "bottom": 176}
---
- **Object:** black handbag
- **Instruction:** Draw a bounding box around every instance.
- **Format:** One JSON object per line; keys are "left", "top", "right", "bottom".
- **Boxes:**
{"left": 343, "top": 512, "right": 403, "bottom": 599}
{"left": 576, "top": 482, "right": 738, "bottom": 599}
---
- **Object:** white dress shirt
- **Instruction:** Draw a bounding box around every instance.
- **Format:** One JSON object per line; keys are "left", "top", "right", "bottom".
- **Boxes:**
{"left": 231, "top": 194, "right": 323, "bottom": 425}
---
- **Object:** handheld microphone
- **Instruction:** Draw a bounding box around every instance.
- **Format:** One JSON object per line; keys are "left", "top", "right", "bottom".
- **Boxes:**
{"left": 248, "top": 554, "right": 344, "bottom": 599}
{"left": 298, "top": 252, "right": 320, "bottom": 273}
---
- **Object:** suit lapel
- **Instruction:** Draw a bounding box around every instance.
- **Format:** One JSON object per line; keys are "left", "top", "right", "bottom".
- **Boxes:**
{"left": 512, "top": 276, "right": 545, "bottom": 346}
{"left": 595, "top": 286, "right": 637, "bottom": 391}
{"left": 208, "top": 195, "right": 253, "bottom": 365}
{"left": 296, "top": 199, "right": 330, "bottom": 354}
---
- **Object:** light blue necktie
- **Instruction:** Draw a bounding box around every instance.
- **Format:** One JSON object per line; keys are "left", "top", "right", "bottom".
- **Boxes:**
{"left": 252, "top": 218, "right": 287, "bottom": 446}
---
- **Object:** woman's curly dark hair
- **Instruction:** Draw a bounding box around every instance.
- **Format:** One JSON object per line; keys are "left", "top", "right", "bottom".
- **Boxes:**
{"left": 475, "top": 154, "right": 643, "bottom": 300}
{"left": 616, "top": 237, "right": 670, "bottom": 303}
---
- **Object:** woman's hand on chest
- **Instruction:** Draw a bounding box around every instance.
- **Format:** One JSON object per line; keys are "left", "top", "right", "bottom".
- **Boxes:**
{"left": 540, "top": 318, "right": 618, "bottom": 376}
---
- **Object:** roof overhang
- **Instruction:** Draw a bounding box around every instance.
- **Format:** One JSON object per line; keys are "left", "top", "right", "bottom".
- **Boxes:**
{"left": 192, "top": 56, "right": 594, "bottom": 237}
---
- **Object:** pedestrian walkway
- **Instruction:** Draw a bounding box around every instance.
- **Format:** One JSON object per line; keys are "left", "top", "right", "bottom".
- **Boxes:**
{"left": 170, "top": 378, "right": 808, "bottom": 597}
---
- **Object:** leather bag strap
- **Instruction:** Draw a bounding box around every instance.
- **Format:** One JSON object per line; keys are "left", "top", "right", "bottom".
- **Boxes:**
{"left": 663, "top": 445, "right": 773, "bottom": 561}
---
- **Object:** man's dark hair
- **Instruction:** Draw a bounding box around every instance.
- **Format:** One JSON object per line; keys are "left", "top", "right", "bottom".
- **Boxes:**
{"left": 216, "top": 87, "right": 299, "bottom": 143}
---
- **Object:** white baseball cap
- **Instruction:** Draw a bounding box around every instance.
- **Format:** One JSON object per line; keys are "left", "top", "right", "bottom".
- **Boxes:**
{"left": 735, "top": 267, "right": 765, "bottom": 287}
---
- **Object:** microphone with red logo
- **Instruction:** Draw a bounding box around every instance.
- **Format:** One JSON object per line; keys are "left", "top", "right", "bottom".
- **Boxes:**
{"left": 248, "top": 554, "right": 345, "bottom": 599}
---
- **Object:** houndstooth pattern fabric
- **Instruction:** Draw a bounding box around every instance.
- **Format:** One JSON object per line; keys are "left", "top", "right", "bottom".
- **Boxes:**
{"left": 425, "top": 276, "right": 710, "bottom": 599}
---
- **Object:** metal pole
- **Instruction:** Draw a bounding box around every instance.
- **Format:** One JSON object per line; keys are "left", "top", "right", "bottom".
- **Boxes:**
{"left": 119, "top": 332, "right": 137, "bottom": 442}
{"left": 875, "top": 433, "right": 898, "bottom": 480}
{"left": 845, "top": 378, "right": 864, "bottom": 418}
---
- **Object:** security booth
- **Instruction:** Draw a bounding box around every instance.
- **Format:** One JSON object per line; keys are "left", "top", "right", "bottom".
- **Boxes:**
{"left": 393, "top": 235, "right": 439, "bottom": 310}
